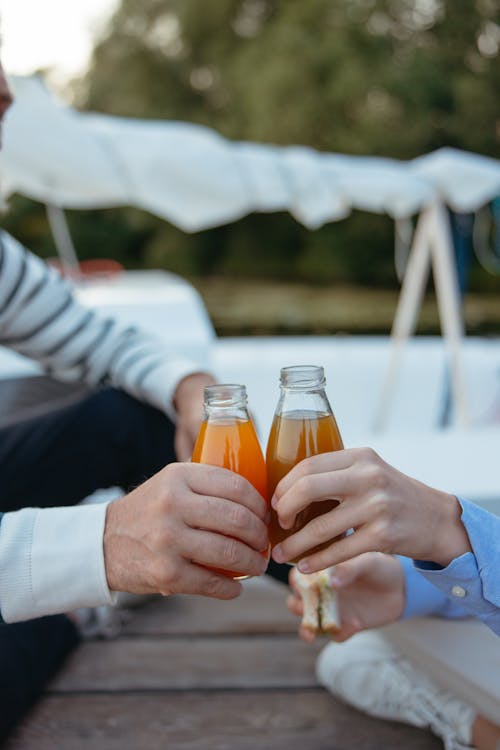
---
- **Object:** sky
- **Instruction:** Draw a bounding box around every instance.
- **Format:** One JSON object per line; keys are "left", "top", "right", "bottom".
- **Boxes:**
{"left": 0, "top": 0, "right": 119, "bottom": 87}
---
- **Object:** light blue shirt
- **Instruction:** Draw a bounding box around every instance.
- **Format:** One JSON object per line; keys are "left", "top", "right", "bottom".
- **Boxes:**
{"left": 401, "top": 497, "right": 500, "bottom": 636}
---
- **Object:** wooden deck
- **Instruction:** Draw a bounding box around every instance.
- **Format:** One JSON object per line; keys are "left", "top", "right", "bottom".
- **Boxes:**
{"left": 7, "top": 577, "right": 442, "bottom": 750}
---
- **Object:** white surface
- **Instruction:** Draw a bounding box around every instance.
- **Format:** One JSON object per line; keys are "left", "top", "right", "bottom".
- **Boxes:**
{"left": 0, "top": 268, "right": 215, "bottom": 378}
{"left": 1, "top": 76, "right": 499, "bottom": 231}
{"left": 214, "top": 335, "right": 500, "bottom": 512}
{"left": 74, "top": 269, "right": 215, "bottom": 360}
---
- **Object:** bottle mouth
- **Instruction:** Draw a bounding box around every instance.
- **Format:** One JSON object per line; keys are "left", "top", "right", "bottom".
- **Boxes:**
{"left": 204, "top": 383, "right": 247, "bottom": 406}
{"left": 280, "top": 365, "right": 325, "bottom": 389}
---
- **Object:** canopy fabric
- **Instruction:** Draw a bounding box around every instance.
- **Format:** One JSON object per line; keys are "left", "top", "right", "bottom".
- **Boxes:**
{"left": 1, "top": 75, "right": 498, "bottom": 232}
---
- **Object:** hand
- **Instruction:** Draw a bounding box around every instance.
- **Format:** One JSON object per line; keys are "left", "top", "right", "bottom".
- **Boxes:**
{"left": 173, "top": 372, "right": 216, "bottom": 460}
{"left": 272, "top": 447, "right": 472, "bottom": 573}
{"left": 104, "top": 462, "right": 269, "bottom": 599}
{"left": 287, "top": 553, "right": 405, "bottom": 643}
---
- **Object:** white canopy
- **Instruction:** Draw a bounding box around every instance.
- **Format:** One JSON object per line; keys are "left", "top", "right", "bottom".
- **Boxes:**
{"left": 1, "top": 75, "right": 499, "bottom": 232}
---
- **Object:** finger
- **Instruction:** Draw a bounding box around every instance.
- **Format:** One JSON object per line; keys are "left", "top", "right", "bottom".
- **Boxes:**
{"left": 184, "top": 527, "right": 269, "bottom": 578}
{"left": 162, "top": 559, "right": 243, "bottom": 600}
{"left": 272, "top": 449, "right": 363, "bottom": 506}
{"left": 286, "top": 593, "right": 304, "bottom": 617}
{"left": 329, "top": 620, "right": 361, "bottom": 643}
{"left": 183, "top": 494, "right": 269, "bottom": 553}
{"left": 275, "top": 468, "right": 357, "bottom": 529}
{"left": 186, "top": 464, "right": 268, "bottom": 521}
{"left": 272, "top": 501, "right": 355, "bottom": 565}
{"left": 295, "top": 528, "right": 379, "bottom": 574}
{"left": 299, "top": 625, "right": 317, "bottom": 643}
{"left": 175, "top": 427, "right": 192, "bottom": 462}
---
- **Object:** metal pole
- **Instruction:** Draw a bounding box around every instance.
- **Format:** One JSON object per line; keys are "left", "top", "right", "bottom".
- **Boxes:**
{"left": 373, "top": 205, "right": 433, "bottom": 431}
{"left": 45, "top": 203, "right": 80, "bottom": 276}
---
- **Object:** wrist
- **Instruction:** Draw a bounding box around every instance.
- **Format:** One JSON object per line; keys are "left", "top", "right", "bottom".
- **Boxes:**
{"left": 431, "top": 493, "right": 472, "bottom": 567}
{"left": 103, "top": 499, "right": 122, "bottom": 592}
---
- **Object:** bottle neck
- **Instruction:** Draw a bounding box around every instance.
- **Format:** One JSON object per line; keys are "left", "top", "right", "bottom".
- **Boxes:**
{"left": 276, "top": 366, "right": 332, "bottom": 417}
{"left": 280, "top": 365, "right": 325, "bottom": 391}
{"left": 203, "top": 384, "right": 250, "bottom": 422}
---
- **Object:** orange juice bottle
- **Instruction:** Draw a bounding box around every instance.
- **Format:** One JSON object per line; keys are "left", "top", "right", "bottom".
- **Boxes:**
{"left": 266, "top": 366, "right": 344, "bottom": 562}
{"left": 191, "top": 383, "right": 269, "bottom": 579}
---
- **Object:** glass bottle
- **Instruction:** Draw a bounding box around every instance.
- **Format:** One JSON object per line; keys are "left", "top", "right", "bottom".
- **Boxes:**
{"left": 266, "top": 365, "right": 344, "bottom": 562}
{"left": 191, "top": 383, "right": 269, "bottom": 579}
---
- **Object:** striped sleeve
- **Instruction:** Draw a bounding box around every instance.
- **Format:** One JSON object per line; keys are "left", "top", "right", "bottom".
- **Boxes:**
{"left": 0, "top": 232, "right": 207, "bottom": 419}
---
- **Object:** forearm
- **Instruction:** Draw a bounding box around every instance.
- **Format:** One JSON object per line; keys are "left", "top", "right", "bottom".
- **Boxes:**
{"left": 0, "top": 504, "right": 116, "bottom": 622}
{"left": 0, "top": 232, "right": 209, "bottom": 420}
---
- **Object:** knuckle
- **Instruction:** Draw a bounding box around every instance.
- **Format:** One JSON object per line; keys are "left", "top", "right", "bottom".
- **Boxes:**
{"left": 297, "top": 474, "right": 315, "bottom": 496}
{"left": 159, "top": 489, "right": 178, "bottom": 516}
{"left": 308, "top": 512, "right": 331, "bottom": 541}
{"left": 227, "top": 501, "right": 249, "bottom": 531}
{"left": 202, "top": 574, "right": 230, "bottom": 598}
{"left": 225, "top": 471, "right": 250, "bottom": 501}
{"left": 359, "top": 446, "right": 380, "bottom": 463}
{"left": 371, "top": 520, "right": 392, "bottom": 553}
{"left": 362, "top": 461, "right": 388, "bottom": 492}
{"left": 161, "top": 521, "right": 179, "bottom": 548}
{"left": 221, "top": 537, "right": 240, "bottom": 566}
{"left": 156, "top": 560, "right": 180, "bottom": 594}
{"left": 369, "top": 492, "right": 393, "bottom": 521}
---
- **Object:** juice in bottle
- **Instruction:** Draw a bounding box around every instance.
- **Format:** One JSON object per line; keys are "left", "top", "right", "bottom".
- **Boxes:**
{"left": 266, "top": 366, "right": 344, "bottom": 562}
{"left": 191, "top": 383, "right": 269, "bottom": 578}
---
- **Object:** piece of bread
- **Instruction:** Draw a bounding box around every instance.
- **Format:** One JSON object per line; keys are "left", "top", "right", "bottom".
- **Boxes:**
{"left": 290, "top": 567, "right": 340, "bottom": 635}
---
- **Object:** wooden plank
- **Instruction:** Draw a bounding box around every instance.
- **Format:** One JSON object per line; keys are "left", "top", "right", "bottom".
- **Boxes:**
{"left": 7, "top": 690, "right": 442, "bottom": 750}
{"left": 121, "top": 579, "right": 297, "bottom": 636}
{"left": 50, "top": 636, "right": 323, "bottom": 692}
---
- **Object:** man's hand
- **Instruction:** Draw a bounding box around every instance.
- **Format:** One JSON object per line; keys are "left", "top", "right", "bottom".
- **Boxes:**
{"left": 103, "top": 462, "right": 269, "bottom": 600}
{"left": 272, "top": 448, "right": 472, "bottom": 572}
{"left": 173, "top": 372, "right": 216, "bottom": 461}
{"left": 287, "top": 552, "right": 405, "bottom": 643}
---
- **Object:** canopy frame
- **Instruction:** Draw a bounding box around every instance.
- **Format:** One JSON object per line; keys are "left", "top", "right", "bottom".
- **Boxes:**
{"left": 374, "top": 199, "right": 469, "bottom": 430}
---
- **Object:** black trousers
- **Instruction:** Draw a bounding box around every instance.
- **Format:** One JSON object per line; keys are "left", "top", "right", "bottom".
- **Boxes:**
{"left": 0, "top": 387, "right": 176, "bottom": 742}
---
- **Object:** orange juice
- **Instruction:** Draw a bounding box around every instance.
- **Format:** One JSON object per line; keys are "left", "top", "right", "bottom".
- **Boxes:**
{"left": 266, "top": 409, "right": 343, "bottom": 560}
{"left": 192, "top": 416, "right": 268, "bottom": 578}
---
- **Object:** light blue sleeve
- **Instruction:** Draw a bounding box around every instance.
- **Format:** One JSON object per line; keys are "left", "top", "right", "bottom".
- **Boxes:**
{"left": 410, "top": 498, "right": 500, "bottom": 636}
{"left": 400, "top": 555, "right": 469, "bottom": 621}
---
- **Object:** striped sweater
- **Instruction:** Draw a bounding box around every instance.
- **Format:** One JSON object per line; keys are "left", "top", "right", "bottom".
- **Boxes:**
{"left": 0, "top": 231, "right": 204, "bottom": 419}
{"left": 0, "top": 230, "right": 207, "bottom": 623}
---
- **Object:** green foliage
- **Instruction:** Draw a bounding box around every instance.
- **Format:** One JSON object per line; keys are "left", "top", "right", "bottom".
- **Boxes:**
{"left": 4, "top": 0, "right": 500, "bottom": 291}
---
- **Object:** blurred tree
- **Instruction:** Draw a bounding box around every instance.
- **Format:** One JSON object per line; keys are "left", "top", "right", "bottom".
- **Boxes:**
{"left": 4, "top": 0, "right": 499, "bottom": 288}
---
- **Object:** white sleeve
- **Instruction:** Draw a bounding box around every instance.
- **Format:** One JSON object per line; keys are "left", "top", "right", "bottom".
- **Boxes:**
{"left": 0, "top": 503, "right": 117, "bottom": 622}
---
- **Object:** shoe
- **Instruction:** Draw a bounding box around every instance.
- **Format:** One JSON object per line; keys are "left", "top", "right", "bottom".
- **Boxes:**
{"left": 73, "top": 593, "right": 158, "bottom": 640}
{"left": 73, "top": 604, "right": 129, "bottom": 639}
{"left": 316, "top": 630, "right": 476, "bottom": 750}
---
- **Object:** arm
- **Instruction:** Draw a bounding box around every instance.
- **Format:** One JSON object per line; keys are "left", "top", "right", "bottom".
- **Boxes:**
{"left": 0, "top": 232, "right": 211, "bottom": 425}
{"left": 0, "top": 463, "right": 269, "bottom": 622}
{"left": 272, "top": 448, "right": 500, "bottom": 635}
